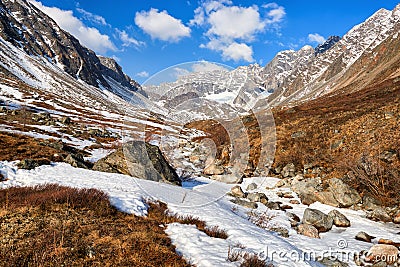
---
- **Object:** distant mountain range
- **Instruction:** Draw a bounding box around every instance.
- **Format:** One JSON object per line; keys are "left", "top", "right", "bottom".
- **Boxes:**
{"left": 0, "top": 0, "right": 399, "bottom": 123}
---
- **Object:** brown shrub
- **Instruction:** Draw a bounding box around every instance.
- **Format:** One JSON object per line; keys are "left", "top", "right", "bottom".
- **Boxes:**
{"left": 0, "top": 185, "right": 191, "bottom": 267}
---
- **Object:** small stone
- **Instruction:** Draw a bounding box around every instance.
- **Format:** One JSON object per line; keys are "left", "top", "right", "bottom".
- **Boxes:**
{"left": 289, "top": 199, "right": 300, "bottom": 205}
{"left": 283, "top": 192, "right": 294, "bottom": 199}
{"left": 230, "top": 185, "right": 245, "bottom": 198}
{"left": 302, "top": 208, "right": 333, "bottom": 233}
{"left": 246, "top": 183, "right": 258, "bottom": 191}
{"left": 328, "top": 210, "right": 351, "bottom": 227}
{"left": 266, "top": 201, "right": 281, "bottom": 210}
{"left": 230, "top": 198, "right": 258, "bottom": 209}
{"left": 355, "top": 231, "right": 375, "bottom": 243}
{"left": 286, "top": 212, "right": 301, "bottom": 227}
{"left": 0, "top": 172, "right": 6, "bottom": 182}
{"left": 269, "top": 227, "right": 289, "bottom": 238}
{"left": 297, "top": 224, "right": 320, "bottom": 238}
{"left": 280, "top": 204, "right": 293, "bottom": 210}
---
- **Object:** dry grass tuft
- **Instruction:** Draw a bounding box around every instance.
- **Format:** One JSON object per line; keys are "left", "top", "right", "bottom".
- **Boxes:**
{"left": 0, "top": 185, "right": 191, "bottom": 267}
{"left": 148, "top": 201, "right": 228, "bottom": 239}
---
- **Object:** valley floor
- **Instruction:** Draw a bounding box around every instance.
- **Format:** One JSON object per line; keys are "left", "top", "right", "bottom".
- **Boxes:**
{"left": 1, "top": 162, "right": 399, "bottom": 266}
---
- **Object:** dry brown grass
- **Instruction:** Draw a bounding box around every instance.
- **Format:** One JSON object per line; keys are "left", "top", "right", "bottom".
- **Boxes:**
{"left": 0, "top": 184, "right": 192, "bottom": 267}
{"left": 148, "top": 201, "right": 228, "bottom": 239}
{"left": 187, "top": 78, "right": 400, "bottom": 204}
{"left": 0, "top": 132, "right": 62, "bottom": 162}
{"left": 0, "top": 185, "right": 230, "bottom": 266}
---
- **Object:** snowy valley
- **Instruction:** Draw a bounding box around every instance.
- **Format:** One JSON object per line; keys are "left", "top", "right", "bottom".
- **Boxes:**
{"left": 0, "top": 0, "right": 400, "bottom": 267}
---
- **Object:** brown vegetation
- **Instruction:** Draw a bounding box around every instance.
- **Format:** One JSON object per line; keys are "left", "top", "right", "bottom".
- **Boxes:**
{"left": 188, "top": 77, "right": 400, "bottom": 204}
{"left": 0, "top": 184, "right": 228, "bottom": 266}
{"left": 0, "top": 185, "right": 190, "bottom": 266}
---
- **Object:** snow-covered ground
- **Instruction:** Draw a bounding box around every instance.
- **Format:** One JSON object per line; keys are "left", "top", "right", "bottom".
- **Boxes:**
{"left": 1, "top": 161, "right": 399, "bottom": 267}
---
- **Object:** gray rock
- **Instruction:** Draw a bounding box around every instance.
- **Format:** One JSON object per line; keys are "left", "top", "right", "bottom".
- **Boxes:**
{"left": 269, "top": 227, "right": 289, "bottom": 238}
{"left": 211, "top": 174, "right": 242, "bottom": 184}
{"left": 318, "top": 257, "right": 349, "bottom": 267}
{"left": 282, "top": 163, "right": 296, "bottom": 178}
{"left": 266, "top": 201, "right": 281, "bottom": 210}
{"left": 64, "top": 154, "right": 89, "bottom": 169}
{"left": 18, "top": 158, "right": 51, "bottom": 170}
{"left": 328, "top": 178, "right": 361, "bottom": 207}
{"left": 93, "top": 141, "right": 181, "bottom": 185}
{"left": 231, "top": 186, "right": 246, "bottom": 198}
{"left": 246, "top": 183, "right": 258, "bottom": 191}
{"left": 355, "top": 231, "right": 375, "bottom": 243}
{"left": 275, "top": 178, "right": 291, "bottom": 188}
{"left": 367, "top": 207, "right": 392, "bottom": 222}
{"left": 247, "top": 192, "right": 268, "bottom": 203}
{"left": 286, "top": 212, "right": 301, "bottom": 227}
{"left": 314, "top": 191, "right": 340, "bottom": 207}
{"left": 297, "top": 224, "right": 320, "bottom": 238}
{"left": 328, "top": 210, "right": 351, "bottom": 227}
{"left": 302, "top": 208, "right": 333, "bottom": 232}
{"left": 230, "top": 198, "right": 258, "bottom": 209}
{"left": 291, "top": 178, "right": 322, "bottom": 195}
{"left": 362, "top": 195, "right": 382, "bottom": 211}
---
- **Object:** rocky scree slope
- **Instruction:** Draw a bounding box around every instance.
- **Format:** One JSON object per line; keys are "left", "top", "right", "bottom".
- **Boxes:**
{"left": 0, "top": 0, "right": 145, "bottom": 100}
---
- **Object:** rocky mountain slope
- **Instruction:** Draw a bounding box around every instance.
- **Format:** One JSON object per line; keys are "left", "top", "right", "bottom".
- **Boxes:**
{"left": 0, "top": 0, "right": 145, "bottom": 100}
{"left": 144, "top": 4, "right": 400, "bottom": 114}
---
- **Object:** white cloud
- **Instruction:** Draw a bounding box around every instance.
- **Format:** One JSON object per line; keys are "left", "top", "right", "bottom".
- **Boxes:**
{"left": 202, "top": 39, "right": 254, "bottom": 62}
{"left": 222, "top": 42, "right": 254, "bottom": 62}
{"left": 207, "top": 5, "right": 265, "bottom": 41}
{"left": 135, "top": 8, "right": 190, "bottom": 42}
{"left": 76, "top": 8, "right": 109, "bottom": 26}
{"left": 116, "top": 29, "right": 144, "bottom": 48}
{"left": 308, "top": 33, "right": 326, "bottom": 44}
{"left": 266, "top": 6, "right": 286, "bottom": 23}
{"left": 191, "top": 61, "right": 229, "bottom": 73}
{"left": 136, "top": 71, "right": 149, "bottom": 78}
{"left": 29, "top": 0, "right": 116, "bottom": 54}
{"left": 193, "top": 1, "right": 285, "bottom": 62}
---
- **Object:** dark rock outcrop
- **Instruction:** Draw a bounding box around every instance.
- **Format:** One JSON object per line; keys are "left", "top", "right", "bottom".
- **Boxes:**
{"left": 93, "top": 141, "right": 181, "bottom": 186}
{"left": 314, "top": 36, "right": 341, "bottom": 55}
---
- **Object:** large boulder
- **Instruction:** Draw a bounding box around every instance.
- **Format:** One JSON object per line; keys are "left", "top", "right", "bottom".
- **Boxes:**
{"left": 327, "top": 178, "right": 361, "bottom": 207}
{"left": 93, "top": 141, "right": 181, "bottom": 185}
{"left": 302, "top": 208, "right": 333, "bottom": 232}
{"left": 367, "top": 207, "right": 392, "bottom": 222}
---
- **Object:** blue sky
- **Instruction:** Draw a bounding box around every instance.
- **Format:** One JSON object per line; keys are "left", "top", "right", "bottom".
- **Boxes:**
{"left": 29, "top": 0, "right": 400, "bottom": 84}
